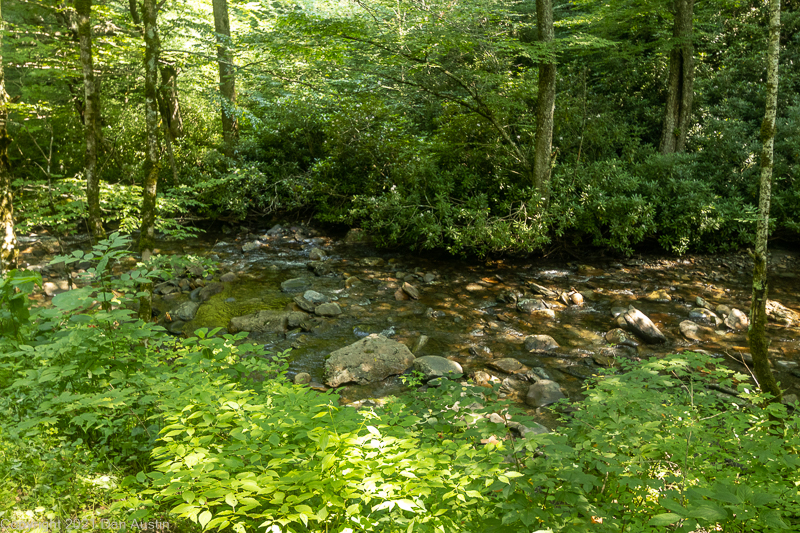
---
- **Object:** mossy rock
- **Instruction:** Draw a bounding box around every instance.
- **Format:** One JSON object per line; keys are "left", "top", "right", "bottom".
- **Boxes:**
{"left": 182, "top": 281, "right": 290, "bottom": 336}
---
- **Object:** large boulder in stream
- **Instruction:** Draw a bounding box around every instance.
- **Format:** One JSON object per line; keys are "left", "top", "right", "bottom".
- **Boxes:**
{"left": 413, "top": 356, "right": 463, "bottom": 380}
{"left": 623, "top": 307, "right": 667, "bottom": 344}
{"left": 325, "top": 334, "right": 415, "bottom": 387}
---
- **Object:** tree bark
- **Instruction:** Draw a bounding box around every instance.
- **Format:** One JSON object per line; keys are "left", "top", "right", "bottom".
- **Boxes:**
{"left": 138, "top": 0, "right": 161, "bottom": 254}
{"left": 748, "top": 0, "right": 782, "bottom": 403}
{"left": 129, "top": 0, "right": 141, "bottom": 26}
{"left": 533, "top": 0, "right": 556, "bottom": 202}
{"left": 0, "top": 0, "right": 19, "bottom": 272}
{"left": 158, "top": 64, "right": 183, "bottom": 140}
{"left": 212, "top": 0, "right": 238, "bottom": 157}
{"left": 75, "top": 0, "right": 106, "bottom": 239}
{"left": 659, "top": 0, "right": 695, "bottom": 154}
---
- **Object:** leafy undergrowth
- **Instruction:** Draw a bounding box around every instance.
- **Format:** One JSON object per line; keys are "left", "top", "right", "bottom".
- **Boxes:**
{"left": 1, "top": 235, "right": 798, "bottom": 532}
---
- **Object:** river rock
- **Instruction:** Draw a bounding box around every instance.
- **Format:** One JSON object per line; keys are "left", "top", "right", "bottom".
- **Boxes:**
{"left": 198, "top": 282, "right": 224, "bottom": 302}
{"left": 507, "top": 420, "right": 549, "bottom": 437}
{"left": 362, "top": 257, "right": 385, "bottom": 267}
{"left": 646, "top": 289, "right": 672, "bottom": 302}
{"left": 173, "top": 301, "right": 200, "bottom": 322}
{"left": 623, "top": 307, "right": 667, "bottom": 344}
{"left": 689, "top": 308, "right": 721, "bottom": 325}
{"left": 43, "top": 280, "right": 70, "bottom": 296}
{"left": 166, "top": 319, "right": 186, "bottom": 335}
{"left": 315, "top": 302, "right": 342, "bottom": 317}
{"left": 413, "top": 356, "right": 463, "bottom": 380}
{"left": 287, "top": 312, "right": 307, "bottom": 329}
{"left": 680, "top": 320, "right": 718, "bottom": 342}
{"left": 303, "top": 290, "right": 329, "bottom": 304}
{"left": 242, "top": 241, "right": 262, "bottom": 252}
{"left": 308, "top": 261, "right": 332, "bottom": 276}
{"left": 570, "top": 292, "right": 584, "bottom": 305}
{"left": 528, "top": 283, "right": 558, "bottom": 298}
{"left": 517, "top": 299, "right": 549, "bottom": 313}
{"left": 324, "top": 334, "right": 415, "bottom": 387}
{"left": 293, "top": 295, "right": 316, "bottom": 313}
{"left": 715, "top": 304, "right": 731, "bottom": 318}
{"left": 220, "top": 272, "right": 237, "bottom": 283}
{"left": 294, "top": 372, "right": 312, "bottom": 385}
{"left": 525, "top": 380, "right": 566, "bottom": 408}
{"left": 696, "top": 296, "right": 713, "bottom": 310}
{"left": 423, "top": 273, "right": 436, "bottom": 283}
{"left": 524, "top": 335, "right": 560, "bottom": 352}
{"left": 413, "top": 334, "right": 429, "bottom": 354}
{"left": 724, "top": 308, "right": 749, "bottom": 330}
{"left": 402, "top": 282, "right": 420, "bottom": 300}
{"left": 497, "top": 289, "right": 522, "bottom": 304}
{"left": 611, "top": 306, "right": 628, "bottom": 318}
{"left": 309, "top": 248, "right": 327, "bottom": 261}
{"left": 228, "top": 310, "right": 290, "bottom": 334}
{"left": 766, "top": 300, "right": 800, "bottom": 326}
{"left": 605, "top": 328, "right": 639, "bottom": 347}
{"left": 281, "top": 277, "right": 311, "bottom": 293}
{"left": 488, "top": 358, "right": 528, "bottom": 375}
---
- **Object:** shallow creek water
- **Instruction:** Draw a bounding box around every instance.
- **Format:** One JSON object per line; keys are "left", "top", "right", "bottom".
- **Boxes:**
{"left": 18, "top": 225, "right": 800, "bottom": 428}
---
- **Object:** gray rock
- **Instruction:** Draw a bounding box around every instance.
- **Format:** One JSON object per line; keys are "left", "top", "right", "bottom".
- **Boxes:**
{"left": 293, "top": 296, "right": 316, "bottom": 313}
{"left": 303, "top": 290, "right": 329, "bottom": 304}
{"left": 413, "top": 356, "right": 463, "bottom": 380}
{"left": 308, "top": 261, "right": 332, "bottom": 276}
{"left": 423, "top": 273, "right": 436, "bottom": 283}
{"left": 526, "top": 380, "right": 566, "bottom": 408}
{"left": 402, "top": 282, "right": 420, "bottom": 300}
{"left": 294, "top": 372, "right": 312, "bottom": 385}
{"left": 524, "top": 334, "right": 560, "bottom": 352}
{"left": 766, "top": 300, "right": 799, "bottom": 326}
{"left": 324, "top": 334, "right": 415, "bottom": 387}
{"left": 715, "top": 304, "right": 731, "bottom": 318}
{"left": 198, "top": 282, "right": 224, "bottom": 302}
{"left": 242, "top": 241, "right": 262, "bottom": 252}
{"left": 507, "top": 420, "right": 549, "bottom": 437}
{"left": 679, "top": 320, "right": 718, "bottom": 342}
{"left": 220, "top": 272, "right": 237, "bottom": 283}
{"left": 610, "top": 306, "right": 628, "bottom": 318}
{"left": 362, "top": 257, "right": 385, "bottom": 267}
{"left": 605, "top": 328, "right": 639, "bottom": 347}
{"left": 689, "top": 308, "right": 721, "bottom": 325}
{"left": 724, "top": 308, "right": 749, "bottom": 330}
{"left": 281, "top": 277, "right": 311, "bottom": 293}
{"left": 173, "top": 301, "right": 200, "bottom": 322}
{"left": 623, "top": 307, "right": 667, "bottom": 344}
{"left": 227, "top": 311, "right": 290, "bottom": 334}
{"left": 696, "top": 296, "right": 713, "bottom": 310}
{"left": 166, "top": 319, "right": 186, "bottom": 335}
{"left": 487, "top": 358, "right": 528, "bottom": 375}
{"left": 315, "top": 302, "right": 342, "bottom": 317}
{"left": 528, "top": 283, "right": 558, "bottom": 298}
{"left": 287, "top": 312, "right": 307, "bottom": 329}
{"left": 517, "top": 299, "right": 549, "bottom": 313}
{"left": 43, "top": 280, "right": 70, "bottom": 296}
{"left": 309, "top": 248, "right": 327, "bottom": 261}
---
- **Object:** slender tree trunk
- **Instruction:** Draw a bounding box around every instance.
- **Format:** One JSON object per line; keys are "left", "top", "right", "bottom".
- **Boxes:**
{"left": 129, "top": 0, "right": 141, "bottom": 26}
{"left": 75, "top": 0, "right": 105, "bottom": 239}
{"left": 138, "top": 0, "right": 161, "bottom": 253}
{"left": 659, "top": 0, "right": 695, "bottom": 154}
{"left": 533, "top": 0, "right": 556, "bottom": 202}
{"left": 748, "top": 0, "right": 782, "bottom": 403}
{"left": 158, "top": 64, "right": 184, "bottom": 140}
{"left": 212, "top": 0, "right": 238, "bottom": 157}
{"left": 0, "top": 0, "right": 19, "bottom": 272}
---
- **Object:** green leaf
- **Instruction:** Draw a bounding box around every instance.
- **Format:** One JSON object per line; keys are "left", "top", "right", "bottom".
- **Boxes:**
{"left": 688, "top": 505, "right": 727, "bottom": 522}
{"left": 649, "top": 513, "right": 682, "bottom": 526}
{"left": 198, "top": 511, "right": 212, "bottom": 528}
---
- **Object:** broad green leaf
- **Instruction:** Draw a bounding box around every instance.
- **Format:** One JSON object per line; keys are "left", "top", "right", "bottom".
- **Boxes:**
{"left": 649, "top": 513, "right": 681, "bottom": 526}
{"left": 198, "top": 511, "right": 212, "bottom": 528}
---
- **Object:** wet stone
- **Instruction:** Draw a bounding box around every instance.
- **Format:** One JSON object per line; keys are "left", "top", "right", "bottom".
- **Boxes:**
{"left": 309, "top": 248, "right": 327, "bottom": 261}
{"left": 413, "top": 356, "right": 463, "bottom": 380}
{"left": 173, "top": 301, "right": 200, "bottom": 322}
{"left": 198, "top": 282, "right": 224, "bottom": 302}
{"left": 402, "top": 282, "right": 420, "bottom": 300}
{"left": 308, "top": 261, "right": 332, "bottom": 276}
{"left": 293, "top": 296, "right": 316, "bottom": 313}
{"left": 423, "top": 273, "right": 436, "bottom": 283}
{"left": 303, "top": 290, "right": 329, "bottom": 304}
{"left": 766, "top": 300, "right": 799, "bottom": 326}
{"left": 645, "top": 289, "right": 672, "bottom": 302}
{"left": 526, "top": 380, "right": 566, "bottom": 408}
{"left": 524, "top": 335, "right": 560, "bottom": 352}
{"left": 294, "top": 372, "right": 312, "bottom": 385}
{"left": 242, "top": 241, "right": 262, "bottom": 252}
{"left": 724, "top": 308, "right": 749, "bottom": 330}
{"left": 281, "top": 278, "right": 311, "bottom": 293}
{"left": 324, "top": 334, "right": 415, "bottom": 387}
{"left": 315, "top": 302, "right": 342, "bottom": 317}
{"left": 488, "top": 358, "right": 529, "bottom": 375}
{"left": 605, "top": 328, "right": 639, "bottom": 347}
{"left": 220, "top": 272, "right": 237, "bottom": 283}
{"left": 680, "top": 320, "right": 718, "bottom": 342}
{"left": 517, "top": 299, "right": 549, "bottom": 313}
{"left": 689, "top": 308, "right": 721, "bottom": 325}
{"left": 623, "top": 307, "right": 667, "bottom": 344}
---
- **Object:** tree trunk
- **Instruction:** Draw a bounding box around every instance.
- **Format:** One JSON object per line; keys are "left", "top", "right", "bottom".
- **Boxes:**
{"left": 138, "top": 0, "right": 161, "bottom": 254}
{"left": 748, "top": 0, "right": 782, "bottom": 403}
{"left": 158, "top": 64, "right": 183, "bottom": 140}
{"left": 0, "top": 0, "right": 19, "bottom": 272}
{"left": 212, "top": 0, "right": 238, "bottom": 157}
{"left": 75, "top": 0, "right": 106, "bottom": 239}
{"left": 129, "top": 0, "right": 141, "bottom": 26}
{"left": 659, "top": 0, "right": 695, "bottom": 154}
{"left": 533, "top": 0, "right": 556, "bottom": 203}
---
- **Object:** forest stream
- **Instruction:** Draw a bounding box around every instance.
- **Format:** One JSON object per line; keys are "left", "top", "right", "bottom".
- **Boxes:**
{"left": 18, "top": 224, "right": 800, "bottom": 429}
